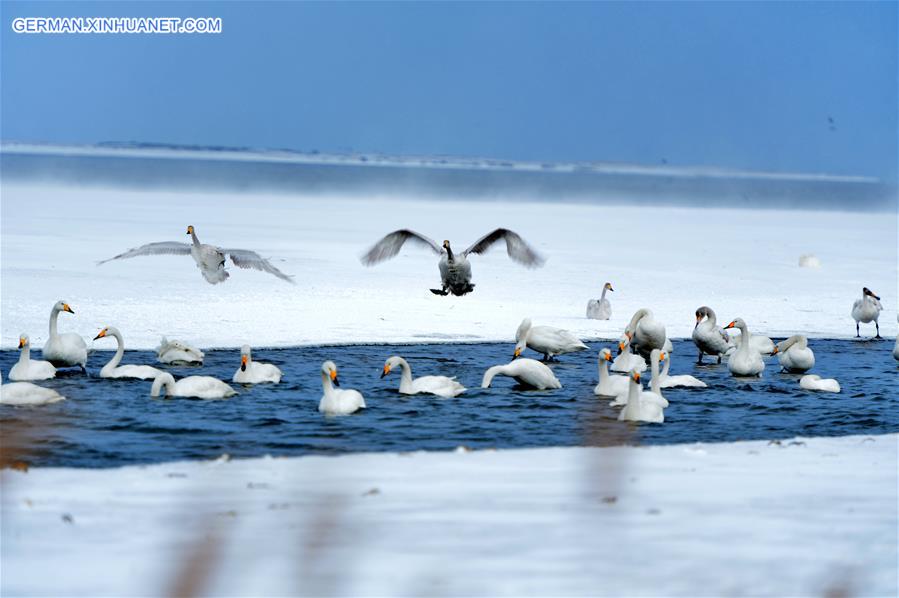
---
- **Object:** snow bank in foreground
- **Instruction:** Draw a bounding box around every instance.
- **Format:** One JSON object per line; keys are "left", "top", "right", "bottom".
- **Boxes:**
{"left": 1, "top": 183, "right": 895, "bottom": 349}
{"left": 2, "top": 434, "right": 895, "bottom": 596}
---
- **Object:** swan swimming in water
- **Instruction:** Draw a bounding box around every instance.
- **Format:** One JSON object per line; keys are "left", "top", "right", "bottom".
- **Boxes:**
{"left": 772, "top": 335, "right": 815, "bottom": 373}
{"left": 94, "top": 327, "right": 164, "bottom": 380}
{"left": 799, "top": 375, "right": 840, "bottom": 393}
{"left": 624, "top": 308, "right": 667, "bottom": 358}
{"left": 42, "top": 300, "right": 88, "bottom": 369}
{"left": 99, "top": 225, "right": 294, "bottom": 285}
{"left": 156, "top": 337, "right": 204, "bottom": 365}
{"left": 513, "top": 318, "right": 588, "bottom": 361}
{"left": 319, "top": 361, "right": 366, "bottom": 415}
{"left": 851, "top": 287, "right": 883, "bottom": 338}
{"left": 618, "top": 370, "right": 665, "bottom": 423}
{"left": 613, "top": 349, "right": 668, "bottom": 407}
{"left": 482, "top": 358, "right": 561, "bottom": 390}
{"left": 381, "top": 356, "right": 465, "bottom": 398}
{"left": 9, "top": 335, "right": 56, "bottom": 381}
{"left": 658, "top": 350, "right": 707, "bottom": 388}
{"left": 611, "top": 334, "right": 647, "bottom": 373}
{"left": 586, "top": 282, "right": 613, "bottom": 320}
{"left": 722, "top": 318, "right": 766, "bottom": 377}
{"left": 594, "top": 348, "right": 629, "bottom": 398}
{"left": 692, "top": 306, "right": 732, "bottom": 364}
{"left": 361, "top": 228, "right": 544, "bottom": 296}
{"left": 151, "top": 372, "right": 236, "bottom": 399}
{"left": 233, "top": 345, "right": 282, "bottom": 384}
{"left": 1, "top": 372, "right": 65, "bottom": 406}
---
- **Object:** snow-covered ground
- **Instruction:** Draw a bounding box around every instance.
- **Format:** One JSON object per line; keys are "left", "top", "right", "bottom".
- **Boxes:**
{"left": 1, "top": 183, "right": 895, "bottom": 350}
{"left": 2, "top": 434, "right": 896, "bottom": 596}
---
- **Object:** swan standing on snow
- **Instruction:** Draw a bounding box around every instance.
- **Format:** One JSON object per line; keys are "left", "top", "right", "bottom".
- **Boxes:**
{"left": 156, "top": 337, "right": 204, "bottom": 365}
{"left": 1, "top": 372, "right": 65, "bottom": 406}
{"left": 42, "top": 301, "right": 88, "bottom": 369}
{"left": 514, "top": 318, "right": 588, "bottom": 361}
{"left": 772, "top": 335, "right": 815, "bottom": 373}
{"left": 799, "top": 375, "right": 841, "bottom": 393}
{"left": 99, "top": 225, "right": 294, "bottom": 285}
{"left": 586, "top": 282, "right": 614, "bottom": 320}
{"left": 594, "top": 348, "right": 629, "bottom": 397}
{"left": 233, "top": 345, "right": 282, "bottom": 384}
{"left": 361, "top": 228, "right": 544, "bottom": 296}
{"left": 618, "top": 370, "right": 665, "bottom": 423}
{"left": 482, "top": 358, "right": 561, "bottom": 390}
{"left": 93, "top": 327, "right": 164, "bottom": 380}
{"left": 381, "top": 356, "right": 465, "bottom": 398}
{"left": 658, "top": 350, "right": 707, "bottom": 388}
{"left": 624, "top": 308, "right": 667, "bottom": 358}
{"left": 151, "top": 372, "right": 236, "bottom": 399}
{"left": 319, "top": 361, "right": 366, "bottom": 415}
{"left": 723, "top": 318, "right": 766, "bottom": 377}
{"left": 851, "top": 287, "right": 883, "bottom": 338}
{"left": 692, "top": 306, "right": 732, "bottom": 364}
{"left": 9, "top": 335, "right": 56, "bottom": 381}
{"left": 613, "top": 349, "right": 669, "bottom": 407}
{"left": 611, "top": 335, "right": 647, "bottom": 373}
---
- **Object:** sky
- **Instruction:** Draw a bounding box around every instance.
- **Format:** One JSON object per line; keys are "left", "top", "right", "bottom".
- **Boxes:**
{"left": 1, "top": 1, "right": 896, "bottom": 182}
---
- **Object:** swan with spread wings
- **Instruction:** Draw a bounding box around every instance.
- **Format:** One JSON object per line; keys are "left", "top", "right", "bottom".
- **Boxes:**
{"left": 361, "top": 228, "right": 544, "bottom": 296}
{"left": 98, "top": 225, "right": 293, "bottom": 284}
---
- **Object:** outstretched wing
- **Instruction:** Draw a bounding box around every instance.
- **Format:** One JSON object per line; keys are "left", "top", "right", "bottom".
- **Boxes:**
{"left": 97, "top": 242, "right": 192, "bottom": 265}
{"left": 463, "top": 228, "right": 545, "bottom": 267}
{"left": 224, "top": 249, "right": 294, "bottom": 283}
{"left": 360, "top": 229, "right": 443, "bottom": 266}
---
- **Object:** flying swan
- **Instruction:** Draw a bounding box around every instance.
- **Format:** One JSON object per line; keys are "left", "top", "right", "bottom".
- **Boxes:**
{"left": 9, "top": 334, "right": 56, "bottom": 381}
{"left": 319, "top": 361, "right": 366, "bottom": 415}
{"left": 42, "top": 300, "right": 88, "bottom": 369}
{"left": 482, "top": 358, "right": 561, "bottom": 390}
{"left": 233, "top": 345, "right": 282, "bottom": 384}
{"left": 514, "top": 318, "right": 588, "bottom": 361}
{"left": 94, "top": 327, "right": 165, "bottom": 380}
{"left": 381, "top": 356, "right": 465, "bottom": 398}
{"left": 151, "top": 372, "right": 237, "bottom": 399}
{"left": 586, "top": 282, "right": 614, "bottom": 320}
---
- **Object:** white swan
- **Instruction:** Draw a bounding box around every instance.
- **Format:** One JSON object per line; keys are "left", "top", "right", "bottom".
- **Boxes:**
{"left": 692, "top": 306, "right": 732, "bottom": 364}
{"left": 724, "top": 329, "right": 775, "bottom": 355}
{"left": 586, "top": 282, "right": 613, "bottom": 320}
{"left": 799, "top": 375, "right": 841, "bottom": 393}
{"left": 851, "top": 287, "right": 883, "bottom": 338}
{"left": 233, "top": 345, "right": 282, "bottom": 384}
{"left": 319, "top": 361, "right": 366, "bottom": 415}
{"left": 618, "top": 370, "right": 665, "bottom": 423}
{"left": 42, "top": 300, "right": 88, "bottom": 369}
{"left": 482, "top": 358, "right": 561, "bottom": 390}
{"left": 659, "top": 350, "right": 707, "bottom": 388}
{"left": 99, "top": 225, "right": 294, "bottom": 285}
{"left": 1, "top": 372, "right": 65, "bottom": 406}
{"left": 624, "top": 308, "right": 667, "bottom": 357}
{"left": 381, "top": 356, "right": 465, "bottom": 398}
{"left": 94, "top": 327, "right": 164, "bottom": 380}
{"left": 610, "top": 335, "right": 647, "bottom": 373}
{"left": 772, "top": 335, "right": 815, "bottom": 373}
{"left": 9, "top": 334, "right": 56, "bottom": 381}
{"left": 156, "top": 337, "right": 204, "bottom": 365}
{"left": 151, "top": 372, "right": 236, "bottom": 399}
{"left": 514, "top": 318, "right": 588, "bottom": 361}
{"left": 594, "top": 348, "right": 629, "bottom": 397}
{"left": 613, "top": 349, "right": 669, "bottom": 407}
{"left": 723, "top": 318, "right": 766, "bottom": 377}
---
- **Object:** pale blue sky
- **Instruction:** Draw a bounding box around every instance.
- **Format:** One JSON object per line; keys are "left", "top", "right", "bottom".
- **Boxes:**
{"left": 1, "top": 1, "right": 896, "bottom": 181}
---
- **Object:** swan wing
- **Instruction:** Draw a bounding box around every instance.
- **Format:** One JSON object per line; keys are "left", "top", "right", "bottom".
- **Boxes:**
{"left": 224, "top": 249, "right": 294, "bottom": 283}
{"left": 462, "top": 228, "right": 544, "bottom": 267}
{"left": 98, "top": 241, "right": 191, "bottom": 264}
{"left": 360, "top": 229, "right": 443, "bottom": 265}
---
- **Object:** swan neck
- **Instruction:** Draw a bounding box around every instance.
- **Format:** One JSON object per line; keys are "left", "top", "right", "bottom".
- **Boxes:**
{"left": 650, "top": 354, "right": 661, "bottom": 393}
{"left": 445, "top": 244, "right": 454, "bottom": 262}
{"left": 598, "top": 356, "right": 609, "bottom": 383}
{"left": 626, "top": 309, "right": 648, "bottom": 334}
{"left": 599, "top": 287, "right": 608, "bottom": 301}
{"left": 321, "top": 371, "right": 334, "bottom": 395}
{"left": 49, "top": 307, "right": 60, "bottom": 338}
{"left": 398, "top": 359, "right": 413, "bottom": 392}
{"left": 190, "top": 230, "right": 201, "bottom": 246}
{"left": 624, "top": 378, "right": 640, "bottom": 416}
{"left": 107, "top": 329, "right": 125, "bottom": 370}
{"left": 151, "top": 373, "right": 175, "bottom": 397}
{"left": 482, "top": 366, "right": 501, "bottom": 388}
{"left": 19, "top": 343, "right": 31, "bottom": 364}
{"left": 661, "top": 354, "right": 670, "bottom": 378}
{"left": 738, "top": 322, "right": 750, "bottom": 348}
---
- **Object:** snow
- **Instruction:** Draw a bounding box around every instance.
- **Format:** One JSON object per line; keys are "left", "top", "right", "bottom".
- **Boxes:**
{"left": 2, "top": 433, "right": 895, "bottom": 596}
{"left": 1, "top": 182, "right": 896, "bottom": 350}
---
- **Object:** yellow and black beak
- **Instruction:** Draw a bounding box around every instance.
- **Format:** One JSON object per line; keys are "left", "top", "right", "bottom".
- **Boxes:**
{"left": 659, "top": 352, "right": 667, "bottom": 362}
{"left": 513, "top": 347, "right": 521, "bottom": 359}
{"left": 93, "top": 328, "right": 107, "bottom": 340}
{"left": 330, "top": 369, "right": 340, "bottom": 387}
{"left": 608, "top": 285, "right": 614, "bottom": 292}
{"left": 604, "top": 352, "right": 613, "bottom": 362}
{"left": 381, "top": 364, "right": 391, "bottom": 379}
{"left": 241, "top": 355, "right": 248, "bottom": 371}
{"left": 617, "top": 341, "right": 626, "bottom": 354}
{"left": 771, "top": 346, "right": 779, "bottom": 356}
{"left": 63, "top": 303, "right": 74, "bottom": 314}
{"left": 632, "top": 372, "right": 641, "bottom": 383}
{"left": 723, "top": 321, "right": 735, "bottom": 330}
{"left": 186, "top": 226, "right": 193, "bottom": 235}
{"left": 695, "top": 314, "right": 702, "bottom": 329}
{"left": 18, "top": 337, "right": 26, "bottom": 349}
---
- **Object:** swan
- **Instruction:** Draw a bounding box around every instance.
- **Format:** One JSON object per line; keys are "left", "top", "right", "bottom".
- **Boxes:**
{"left": 482, "top": 358, "right": 561, "bottom": 390}
{"left": 42, "top": 300, "right": 88, "bottom": 369}
{"left": 772, "top": 335, "right": 815, "bottom": 373}
{"left": 851, "top": 287, "right": 883, "bottom": 338}
{"left": 724, "top": 329, "right": 775, "bottom": 355}
{"left": 617, "top": 370, "right": 665, "bottom": 423}
{"left": 361, "top": 228, "right": 544, "bottom": 296}
{"left": 722, "top": 318, "right": 766, "bottom": 377}
{"left": 513, "top": 318, "right": 588, "bottom": 361}
{"left": 594, "top": 348, "right": 629, "bottom": 397}
{"left": 692, "top": 306, "right": 732, "bottom": 364}
{"left": 586, "top": 282, "right": 613, "bottom": 320}
{"left": 610, "top": 335, "right": 647, "bottom": 373}
{"left": 658, "top": 350, "right": 707, "bottom": 388}
{"left": 94, "top": 327, "right": 164, "bottom": 380}
{"left": 319, "top": 361, "right": 366, "bottom": 415}
{"left": 99, "top": 225, "right": 294, "bottom": 284}
{"left": 799, "top": 375, "right": 841, "bottom": 393}
{"left": 1, "top": 372, "right": 65, "bottom": 406}
{"left": 9, "top": 334, "right": 56, "bottom": 381}
{"left": 151, "top": 372, "right": 236, "bottom": 399}
{"left": 156, "top": 337, "right": 204, "bottom": 365}
{"left": 381, "top": 356, "right": 465, "bottom": 398}
{"left": 233, "top": 345, "right": 282, "bottom": 384}
{"left": 624, "top": 308, "right": 667, "bottom": 357}
{"left": 613, "top": 349, "right": 669, "bottom": 407}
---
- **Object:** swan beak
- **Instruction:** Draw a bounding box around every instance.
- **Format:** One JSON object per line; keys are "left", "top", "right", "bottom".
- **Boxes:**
{"left": 513, "top": 347, "right": 521, "bottom": 359}
{"left": 617, "top": 342, "right": 625, "bottom": 354}
{"left": 240, "top": 355, "right": 247, "bottom": 371}
{"left": 694, "top": 314, "right": 702, "bottom": 329}
{"left": 330, "top": 369, "right": 339, "bottom": 387}
{"left": 18, "top": 337, "right": 26, "bottom": 349}
{"left": 93, "top": 328, "right": 107, "bottom": 340}
{"left": 771, "top": 346, "right": 779, "bottom": 355}
{"left": 381, "top": 365, "right": 391, "bottom": 378}
{"left": 660, "top": 352, "right": 667, "bottom": 362}
{"left": 63, "top": 303, "right": 74, "bottom": 314}
{"left": 608, "top": 285, "right": 614, "bottom": 292}
{"left": 723, "top": 321, "right": 735, "bottom": 330}
{"left": 632, "top": 372, "right": 641, "bottom": 382}
{"left": 186, "top": 226, "right": 193, "bottom": 235}
{"left": 604, "top": 353, "right": 613, "bottom": 362}
{"left": 867, "top": 289, "right": 881, "bottom": 300}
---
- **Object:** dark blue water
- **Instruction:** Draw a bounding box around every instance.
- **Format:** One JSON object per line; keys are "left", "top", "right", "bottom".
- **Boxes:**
{"left": 1, "top": 339, "right": 896, "bottom": 468}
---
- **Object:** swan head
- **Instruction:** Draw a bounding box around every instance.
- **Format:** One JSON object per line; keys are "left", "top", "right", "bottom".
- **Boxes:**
{"left": 93, "top": 327, "right": 109, "bottom": 340}
{"left": 54, "top": 300, "right": 74, "bottom": 314}
{"left": 18, "top": 334, "right": 29, "bottom": 349}
{"left": 381, "top": 356, "right": 402, "bottom": 378}
{"left": 630, "top": 370, "right": 641, "bottom": 383}
{"left": 513, "top": 341, "right": 526, "bottom": 359}
{"left": 617, "top": 335, "right": 629, "bottom": 354}
{"left": 240, "top": 345, "right": 251, "bottom": 371}
{"left": 186, "top": 225, "right": 195, "bottom": 235}
{"left": 863, "top": 287, "right": 880, "bottom": 300}
{"left": 695, "top": 306, "right": 711, "bottom": 327}
{"left": 322, "top": 360, "right": 340, "bottom": 386}
{"left": 604, "top": 282, "right": 614, "bottom": 292}
{"left": 723, "top": 318, "right": 744, "bottom": 331}
{"left": 599, "top": 348, "right": 613, "bottom": 362}
{"left": 658, "top": 351, "right": 667, "bottom": 363}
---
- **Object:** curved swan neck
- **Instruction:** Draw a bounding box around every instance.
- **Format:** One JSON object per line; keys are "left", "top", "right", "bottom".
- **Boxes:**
{"left": 49, "top": 306, "right": 60, "bottom": 338}
{"left": 626, "top": 309, "right": 649, "bottom": 334}
{"left": 624, "top": 377, "right": 640, "bottom": 416}
{"left": 482, "top": 365, "right": 502, "bottom": 388}
{"left": 321, "top": 371, "right": 335, "bottom": 395}
{"left": 190, "top": 229, "right": 201, "bottom": 247}
{"left": 104, "top": 329, "right": 125, "bottom": 371}
{"left": 661, "top": 354, "right": 670, "bottom": 378}
{"left": 151, "top": 373, "right": 175, "bottom": 397}
{"left": 598, "top": 355, "right": 609, "bottom": 383}
{"left": 396, "top": 359, "right": 414, "bottom": 392}
{"left": 704, "top": 309, "right": 717, "bottom": 326}
{"left": 599, "top": 286, "right": 608, "bottom": 301}
{"left": 445, "top": 243, "right": 455, "bottom": 262}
